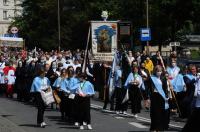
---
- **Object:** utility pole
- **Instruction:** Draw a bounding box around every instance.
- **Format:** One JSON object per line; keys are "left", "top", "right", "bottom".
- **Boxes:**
{"left": 146, "top": 0, "right": 149, "bottom": 55}
{"left": 58, "top": 0, "right": 61, "bottom": 52}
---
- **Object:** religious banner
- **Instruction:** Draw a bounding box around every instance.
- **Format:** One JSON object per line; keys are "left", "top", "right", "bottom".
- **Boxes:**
{"left": 91, "top": 21, "right": 118, "bottom": 62}
{"left": 0, "top": 37, "right": 24, "bottom": 47}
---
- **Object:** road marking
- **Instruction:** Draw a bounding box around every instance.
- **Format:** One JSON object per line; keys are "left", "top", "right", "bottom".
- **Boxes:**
{"left": 91, "top": 104, "right": 102, "bottom": 109}
{"left": 91, "top": 103, "right": 183, "bottom": 129}
{"left": 125, "top": 112, "right": 183, "bottom": 128}
{"left": 129, "top": 122, "right": 148, "bottom": 128}
{"left": 115, "top": 116, "right": 124, "bottom": 119}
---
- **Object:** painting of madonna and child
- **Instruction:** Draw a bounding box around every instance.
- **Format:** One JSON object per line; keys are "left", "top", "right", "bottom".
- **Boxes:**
{"left": 95, "top": 24, "right": 117, "bottom": 53}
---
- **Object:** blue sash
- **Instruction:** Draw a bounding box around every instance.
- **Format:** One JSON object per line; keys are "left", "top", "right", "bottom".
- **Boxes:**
{"left": 151, "top": 75, "right": 169, "bottom": 109}
{"left": 185, "top": 74, "right": 195, "bottom": 80}
{"left": 167, "top": 66, "right": 180, "bottom": 76}
{"left": 171, "top": 74, "right": 185, "bottom": 92}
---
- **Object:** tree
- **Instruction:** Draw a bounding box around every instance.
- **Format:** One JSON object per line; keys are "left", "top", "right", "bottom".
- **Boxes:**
{"left": 13, "top": 0, "right": 200, "bottom": 50}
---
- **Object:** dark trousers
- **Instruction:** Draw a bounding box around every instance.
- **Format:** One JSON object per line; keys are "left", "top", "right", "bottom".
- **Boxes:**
{"left": 58, "top": 91, "right": 68, "bottom": 118}
{"left": 110, "top": 88, "right": 117, "bottom": 110}
{"left": 67, "top": 98, "right": 75, "bottom": 122}
{"left": 77, "top": 96, "right": 91, "bottom": 125}
{"left": 35, "top": 92, "right": 46, "bottom": 124}
{"left": 150, "top": 93, "right": 170, "bottom": 131}
{"left": 115, "top": 88, "right": 127, "bottom": 111}
{"left": 129, "top": 86, "right": 142, "bottom": 114}
{"left": 73, "top": 96, "right": 79, "bottom": 122}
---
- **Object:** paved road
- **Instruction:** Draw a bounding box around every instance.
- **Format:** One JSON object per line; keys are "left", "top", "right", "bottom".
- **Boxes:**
{"left": 0, "top": 95, "right": 185, "bottom": 132}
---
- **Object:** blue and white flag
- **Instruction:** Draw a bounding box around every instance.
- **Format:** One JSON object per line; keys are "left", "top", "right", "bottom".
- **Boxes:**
{"left": 108, "top": 51, "right": 119, "bottom": 99}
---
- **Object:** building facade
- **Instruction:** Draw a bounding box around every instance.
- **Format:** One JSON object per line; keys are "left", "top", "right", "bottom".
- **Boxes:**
{"left": 0, "top": 0, "right": 22, "bottom": 35}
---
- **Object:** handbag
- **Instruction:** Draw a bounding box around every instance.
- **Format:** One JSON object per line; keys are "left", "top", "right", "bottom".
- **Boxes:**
{"left": 41, "top": 87, "right": 55, "bottom": 105}
{"left": 53, "top": 90, "right": 61, "bottom": 104}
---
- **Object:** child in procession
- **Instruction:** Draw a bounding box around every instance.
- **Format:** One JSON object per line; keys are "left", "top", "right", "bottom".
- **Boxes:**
{"left": 76, "top": 73, "right": 95, "bottom": 130}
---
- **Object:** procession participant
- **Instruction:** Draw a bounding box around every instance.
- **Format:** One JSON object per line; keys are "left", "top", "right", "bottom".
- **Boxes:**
{"left": 35, "top": 56, "right": 46, "bottom": 75}
{"left": 170, "top": 51, "right": 177, "bottom": 62}
{"left": 124, "top": 65, "right": 144, "bottom": 117}
{"left": 149, "top": 65, "right": 170, "bottom": 131}
{"left": 46, "top": 61, "right": 59, "bottom": 109}
{"left": 65, "top": 66, "right": 79, "bottom": 123}
{"left": 139, "top": 62, "right": 151, "bottom": 110}
{"left": 26, "top": 60, "right": 37, "bottom": 102}
{"left": 53, "top": 68, "right": 68, "bottom": 120}
{"left": 86, "top": 61, "right": 94, "bottom": 85}
{"left": 135, "top": 51, "right": 141, "bottom": 67}
{"left": 93, "top": 62, "right": 104, "bottom": 99}
{"left": 46, "top": 61, "right": 59, "bottom": 86}
{"left": 151, "top": 51, "right": 162, "bottom": 66}
{"left": 182, "top": 64, "right": 197, "bottom": 118}
{"left": 166, "top": 60, "right": 186, "bottom": 115}
{"left": 30, "top": 67, "right": 51, "bottom": 128}
{"left": 182, "top": 70, "right": 200, "bottom": 131}
{"left": 49, "top": 51, "right": 57, "bottom": 62}
{"left": 56, "top": 53, "right": 66, "bottom": 65}
{"left": 144, "top": 56, "right": 154, "bottom": 75}
{"left": 140, "top": 50, "right": 148, "bottom": 64}
{"left": 112, "top": 65, "right": 125, "bottom": 114}
{"left": 56, "top": 62, "right": 63, "bottom": 75}
{"left": 73, "top": 59, "right": 81, "bottom": 71}
{"left": 0, "top": 56, "right": 6, "bottom": 94}
{"left": 15, "top": 60, "right": 24, "bottom": 101}
{"left": 102, "top": 62, "right": 112, "bottom": 110}
{"left": 45, "top": 54, "right": 52, "bottom": 66}
{"left": 3, "top": 61, "right": 16, "bottom": 98}
{"left": 127, "top": 51, "right": 135, "bottom": 66}
{"left": 76, "top": 73, "right": 95, "bottom": 130}
{"left": 73, "top": 67, "right": 82, "bottom": 126}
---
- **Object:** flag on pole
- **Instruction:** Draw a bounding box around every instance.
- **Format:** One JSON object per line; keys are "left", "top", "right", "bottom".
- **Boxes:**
{"left": 121, "top": 46, "right": 131, "bottom": 103}
{"left": 82, "top": 27, "right": 91, "bottom": 74}
{"left": 108, "top": 50, "right": 119, "bottom": 100}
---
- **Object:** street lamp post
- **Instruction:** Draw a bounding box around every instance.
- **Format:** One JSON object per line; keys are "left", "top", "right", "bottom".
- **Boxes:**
{"left": 146, "top": 0, "right": 149, "bottom": 55}
{"left": 58, "top": 0, "right": 61, "bottom": 52}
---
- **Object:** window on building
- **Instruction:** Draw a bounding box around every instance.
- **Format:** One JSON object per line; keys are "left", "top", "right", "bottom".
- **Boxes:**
{"left": 3, "top": 0, "right": 9, "bottom": 6}
{"left": 3, "top": 11, "right": 8, "bottom": 20}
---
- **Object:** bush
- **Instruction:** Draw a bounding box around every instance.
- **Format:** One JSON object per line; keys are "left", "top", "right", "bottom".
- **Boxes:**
{"left": 191, "top": 50, "right": 200, "bottom": 60}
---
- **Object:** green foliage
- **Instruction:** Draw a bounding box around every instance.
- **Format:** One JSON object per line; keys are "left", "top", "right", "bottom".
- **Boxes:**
{"left": 13, "top": 0, "right": 200, "bottom": 50}
{"left": 191, "top": 50, "right": 200, "bottom": 60}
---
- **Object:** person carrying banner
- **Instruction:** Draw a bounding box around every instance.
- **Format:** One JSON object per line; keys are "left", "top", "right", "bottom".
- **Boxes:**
{"left": 166, "top": 60, "right": 186, "bottom": 116}
{"left": 102, "top": 62, "right": 112, "bottom": 110}
{"left": 149, "top": 65, "right": 170, "bottom": 131}
{"left": 124, "top": 65, "right": 144, "bottom": 118}
{"left": 30, "top": 67, "right": 51, "bottom": 128}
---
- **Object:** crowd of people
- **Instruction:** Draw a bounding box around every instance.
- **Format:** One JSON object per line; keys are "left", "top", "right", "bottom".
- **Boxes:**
{"left": 0, "top": 48, "right": 199, "bottom": 131}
